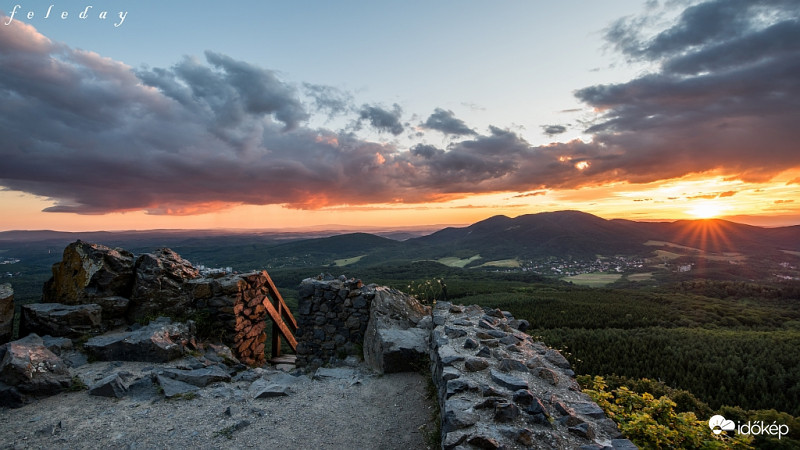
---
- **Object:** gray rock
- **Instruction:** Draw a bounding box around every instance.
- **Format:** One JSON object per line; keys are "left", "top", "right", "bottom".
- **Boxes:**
{"left": 251, "top": 381, "right": 291, "bottom": 399}
{"left": 363, "top": 288, "right": 430, "bottom": 373}
{"left": 19, "top": 303, "right": 102, "bottom": 338}
{"left": 0, "top": 334, "right": 71, "bottom": 399}
{"left": 89, "top": 372, "right": 135, "bottom": 398}
{"left": 476, "top": 346, "right": 491, "bottom": 358}
{"left": 490, "top": 369, "right": 528, "bottom": 391}
{"left": 446, "top": 379, "right": 478, "bottom": 398}
{"left": 0, "top": 284, "right": 13, "bottom": 345}
{"left": 442, "top": 366, "right": 461, "bottom": 381}
{"left": 493, "top": 402, "right": 520, "bottom": 422}
{"left": 464, "top": 357, "right": 489, "bottom": 372}
{"left": 573, "top": 402, "right": 606, "bottom": 419}
{"left": 160, "top": 365, "right": 231, "bottom": 387}
{"left": 537, "top": 367, "right": 560, "bottom": 386}
{"left": 443, "top": 399, "right": 479, "bottom": 433}
{"left": 509, "top": 319, "right": 530, "bottom": 332}
{"left": 128, "top": 248, "right": 199, "bottom": 322}
{"left": 92, "top": 296, "right": 130, "bottom": 325}
{"left": 569, "top": 422, "right": 595, "bottom": 440}
{"left": 512, "top": 389, "right": 534, "bottom": 407}
{"left": 463, "top": 338, "right": 479, "bottom": 349}
{"left": 155, "top": 374, "right": 199, "bottom": 398}
{"left": 41, "top": 336, "right": 73, "bottom": 355}
{"left": 313, "top": 367, "right": 358, "bottom": 381}
{"left": 84, "top": 319, "right": 195, "bottom": 363}
{"left": 545, "top": 349, "right": 571, "bottom": 369}
{"left": 612, "top": 439, "right": 638, "bottom": 449}
{"left": 497, "top": 358, "right": 527, "bottom": 372}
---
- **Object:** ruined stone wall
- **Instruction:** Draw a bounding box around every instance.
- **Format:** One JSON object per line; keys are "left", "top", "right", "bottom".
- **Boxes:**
{"left": 189, "top": 271, "right": 271, "bottom": 366}
{"left": 295, "top": 275, "right": 374, "bottom": 369}
{"left": 0, "top": 283, "right": 13, "bottom": 344}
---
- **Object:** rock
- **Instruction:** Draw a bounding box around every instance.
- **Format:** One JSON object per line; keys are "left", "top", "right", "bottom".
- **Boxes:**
{"left": 476, "top": 346, "right": 491, "bottom": 358}
{"left": 0, "top": 334, "right": 71, "bottom": 399}
{"left": 493, "top": 402, "right": 520, "bottom": 422}
{"left": 464, "top": 357, "right": 489, "bottom": 372}
{"left": 128, "top": 248, "right": 199, "bottom": 322}
{"left": 160, "top": 366, "right": 231, "bottom": 387}
{"left": 468, "top": 435, "right": 502, "bottom": 449}
{"left": 573, "top": 402, "right": 607, "bottom": 419}
{"left": 512, "top": 389, "right": 534, "bottom": 407}
{"left": 41, "top": 336, "right": 73, "bottom": 355}
{"left": 89, "top": 372, "right": 135, "bottom": 398}
{"left": 443, "top": 399, "right": 479, "bottom": 432}
{"left": 490, "top": 369, "right": 528, "bottom": 391}
{"left": 545, "top": 348, "right": 571, "bottom": 369}
{"left": 19, "top": 303, "right": 102, "bottom": 338}
{"left": 363, "top": 287, "right": 430, "bottom": 374}
{"left": 463, "top": 338, "right": 479, "bottom": 349}
{"left": 611, "top": 439, "right": 638, "bottom": 449}
{"left": 249, "top": 379, "right": 291, "bottom": 399}
{"left": 84, "top": 318, "right": 195, "bottom": 363}
{"left": 0, "top": 284, "right": 13, "bottom": 344}
{"left": 537, "top": 367, "right": 560, "bottom": 386}
{"left": 0, "top": 381, "right": 25, "bottom": 408}
{"left": 509, "top": 319, "right": 530, "bottom": 332}
{"left": 569, "top": 422, "right": 595, "bottom": 440}
{"left": 155, "top": 374, "right": 199, "bottom": 398}
{"left": 43, "top": 241, "right": 135, "bottom": 305}
{"left": 445, "top": 326, "right": 467, "bottom": 338}
{"left": 497, "top": 358, "right": 527, "bottom": 372}
{"left": 92, "top": 296, "right": 130, "bottom": 326}
{"left": 446, "top": 379, "right": 478, "bottom": 398}
{"left": 313, "top": 367, "right": 360, "bottom": 381}
{"left": 442, "top": 366, "right": 461, "bottom": 381}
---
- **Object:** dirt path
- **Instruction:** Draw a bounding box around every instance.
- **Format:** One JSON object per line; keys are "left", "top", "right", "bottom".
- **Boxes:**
{"left": 0, "top": 361, "right": 436, "bottom": 449}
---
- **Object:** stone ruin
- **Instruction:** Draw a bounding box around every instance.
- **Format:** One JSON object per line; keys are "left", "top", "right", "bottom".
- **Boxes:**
{"left": 0, "top": 241, "right": 636, "bottom": 448}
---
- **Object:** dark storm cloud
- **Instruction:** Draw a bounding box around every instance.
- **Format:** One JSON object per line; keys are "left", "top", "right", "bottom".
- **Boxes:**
{"left": 358, "top": 103, "right": 404, "bottom": 135}
{"left": 541, "top": 125, "right": 567, "bottom": 136}
{"left": 422, "top": 108, "right": 476, "bottom": 135}
{"left": 575, "top": 0, "right": 800, "bottom": 183}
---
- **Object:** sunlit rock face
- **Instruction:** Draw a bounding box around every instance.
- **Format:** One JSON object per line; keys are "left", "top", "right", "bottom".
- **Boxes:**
{"left": 42, "top": 240, "right": 135, "bottom": 304}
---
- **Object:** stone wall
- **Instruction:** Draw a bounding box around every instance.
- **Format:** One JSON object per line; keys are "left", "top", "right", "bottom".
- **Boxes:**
{"left": 429, "top": 301, "right": 635, "bottom": 449}
{"left": 0, "top": 283, "right": 13, "bottom": 344}
{"left": 189, "top": 271, "right": 273, "bottom": 366}
{"left": 295, "top": 275, "right": 373, "bottom": 369}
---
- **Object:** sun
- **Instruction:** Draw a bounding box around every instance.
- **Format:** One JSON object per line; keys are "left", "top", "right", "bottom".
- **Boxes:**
{"left": 687, "top": 200, "right": 726, "bottom": 219}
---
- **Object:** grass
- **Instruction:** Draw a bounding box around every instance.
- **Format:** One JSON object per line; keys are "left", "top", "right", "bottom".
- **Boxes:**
{"left": 334, "top": 255, "right": 366, "bottom": 266}
{"left": 477, "top": 259, "right": 520, "bottom": 268}
{"left": 627, "top": 272, "right": 654, "bottom": 282}
{"left": 436, "top": 255, "right": 481, "bottom": 268}
{"left": 564, "top": 272, "right": 622, "bottom": 287}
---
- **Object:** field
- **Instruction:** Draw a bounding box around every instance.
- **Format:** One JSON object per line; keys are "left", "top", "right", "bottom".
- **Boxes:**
{"left": 563, "top": 272, "right": 622, "bottom": 287}
{"left": 434, "top": 255, "right": 481, "bottom": 268}
{"left": 626, "top": 272, "right": 653, "bottom": 282}
{"left": 476, "top": 259, "right": 520, "bottom": 268}
{"left": 334, "top": 255, "right": 366, "bottom": 266}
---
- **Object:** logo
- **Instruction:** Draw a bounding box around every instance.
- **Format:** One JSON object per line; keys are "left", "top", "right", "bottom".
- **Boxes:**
{"left": 709, "top": 415, "right": 790, "bottom": 439}
{"left": 709, "top": 415, "right": 735, "bottom": 435}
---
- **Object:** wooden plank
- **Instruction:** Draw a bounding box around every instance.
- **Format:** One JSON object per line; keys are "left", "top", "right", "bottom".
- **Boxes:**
{"left": 262, "top": 271, "right": 298, "bottom": 330}
{"left": 271, "top": 300, "right": 282, "bottom": 358}
{"left": 262, "top": 296, "right": 297, "bottom": 350}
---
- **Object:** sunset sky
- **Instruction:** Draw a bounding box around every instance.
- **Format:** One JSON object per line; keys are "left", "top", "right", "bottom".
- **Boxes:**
{"left": 1, "top": 0, "right": 798, "bottom": 231}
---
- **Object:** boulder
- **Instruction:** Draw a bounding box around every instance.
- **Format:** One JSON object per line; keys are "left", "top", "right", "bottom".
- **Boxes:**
{"left": 92, "top": 296, "right": 130, "bottom": 327}
{"left": 128, "top": 248, "right": 199, "bottom": 322}
{"left": 83, "top": 318, "right": 195, "bottom": 363}
{"left": 19, "top": 303, "right": 102, "bottom": 338}
{"left": 363, "top": 287, "right": 431, "bottom": 373}
{"left": 0, "top": 284, "right": 13, "bottom": 344}
{"left": 0, "top": 334, "right": 71, "bottom": 402}
{"left": 42, "top": 240, "right": 135, "bottom": 304}
{"left": 155, "top": 374, "right": 198, "bottom": 398}
{"left": 159, "top": 366, "right": 231, "bottom": 387}
{"left": 89, "top": 372, "right": 135, "bottom": 398}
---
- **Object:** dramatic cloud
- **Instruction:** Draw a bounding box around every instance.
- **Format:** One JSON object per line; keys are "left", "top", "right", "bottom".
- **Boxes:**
{"left": 541, "top": 125, "right": 567, "bottom": 136}
{"left": 358, "top": 103, "right": 404, "bottom": 135}
{"left": 0, "top": 1, "right": 798, "bottom": 217}
{"left": 422, "top": 108, "right": 476, "bottom": 135}
{"left": 576, "top": 0, "right": 800, "bottom": 183}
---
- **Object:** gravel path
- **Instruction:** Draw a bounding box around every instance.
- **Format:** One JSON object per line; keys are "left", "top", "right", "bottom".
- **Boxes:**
{"left": 0, "top": 360, "right": 436, "bottom": 450}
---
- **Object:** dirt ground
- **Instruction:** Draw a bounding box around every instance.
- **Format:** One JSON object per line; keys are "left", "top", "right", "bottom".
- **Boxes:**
{"left": 0, "top": 360, "right": 436, "bottom": 450}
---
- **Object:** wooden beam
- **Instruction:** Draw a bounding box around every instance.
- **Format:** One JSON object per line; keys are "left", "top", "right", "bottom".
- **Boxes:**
{"left": 262, "top": 296, "right": 297, "bottom": 350}
{"left": 262, "top": 270, "right": 298, "bottom": 331}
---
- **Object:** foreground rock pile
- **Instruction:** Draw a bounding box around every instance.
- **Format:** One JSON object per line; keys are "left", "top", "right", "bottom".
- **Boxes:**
{"left": 430, "top": 301, "right": 636, "bottom": 450}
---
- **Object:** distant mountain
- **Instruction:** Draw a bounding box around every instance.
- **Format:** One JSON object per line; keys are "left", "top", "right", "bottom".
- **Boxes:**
{"left": 407, "top": 211, "right": 799, "bottom": 260}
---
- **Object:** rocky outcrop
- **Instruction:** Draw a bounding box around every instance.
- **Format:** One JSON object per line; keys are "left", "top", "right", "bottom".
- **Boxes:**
{"left": 128, "top": 248, "right": 199, "bottom": 322}
{"left": 430, "top": 301, "right": 635, "bottom": 450}
{"left": 83, "top": 318, "right": 196, "bottom": 363}
{"left": 0, "top": 283, "right": 13, "bottom": 344}
{"left": 19, "top": 303, "right": 102, "bottom": 338}
{"left": 363, "top": 286, "right": 431, "bottom": 374}
{"left": 43, "top": 240, "right": 135, "bottom": 304}
{"left": 0, "top": 334, "right": 72, "bottom": 407}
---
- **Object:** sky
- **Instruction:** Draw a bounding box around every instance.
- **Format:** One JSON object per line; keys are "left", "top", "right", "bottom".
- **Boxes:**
{"left": 0, "top": 0, "right": 799, "bottom": 231}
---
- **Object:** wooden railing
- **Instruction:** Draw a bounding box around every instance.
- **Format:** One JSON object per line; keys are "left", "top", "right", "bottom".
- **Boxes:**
{"left": 260, "top": 270, "right": 297, "bottom": 358}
